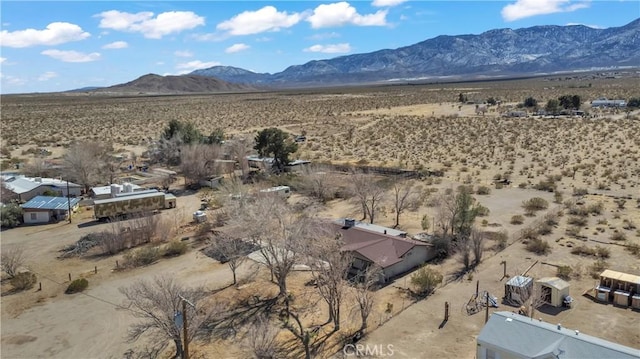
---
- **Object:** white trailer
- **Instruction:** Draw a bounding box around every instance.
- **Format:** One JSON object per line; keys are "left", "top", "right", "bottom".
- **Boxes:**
{"left": 93, "top": 191, "right": 176, "bottom": 221}
{"left": 259, "top": 185, "right": 291, "bottom": 199}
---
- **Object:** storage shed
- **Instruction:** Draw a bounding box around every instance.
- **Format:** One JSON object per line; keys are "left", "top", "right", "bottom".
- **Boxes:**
{"left": 21, "top": 196, "right": 80, "bottom": 224}
{"left": 535, "top": 277, "right": 571, "bottom": 307}
{"left": 597, "top": 270, "right": 640, "bottom": 307}
{"left": 505, "top": 275, "right": 533, "bottom": 305}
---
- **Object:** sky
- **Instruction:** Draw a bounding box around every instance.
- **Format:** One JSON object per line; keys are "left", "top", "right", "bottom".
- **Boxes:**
{"left": 0, "top": 1, "right": 638, "bottom": 94}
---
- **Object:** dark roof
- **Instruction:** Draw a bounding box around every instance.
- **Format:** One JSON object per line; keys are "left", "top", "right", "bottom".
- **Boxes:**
{"left": 333, "top": 223, "right": 428, "bottom": 268}
{"left": 478, "top": 312, "right": 640, "bottom": 359}
{"left": 21, "top": 196, "right": 80, "bottom": 210}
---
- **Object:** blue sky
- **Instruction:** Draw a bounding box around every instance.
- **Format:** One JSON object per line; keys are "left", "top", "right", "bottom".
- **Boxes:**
{"left": 1, "top": 1, "right": 638, "bottom": 94}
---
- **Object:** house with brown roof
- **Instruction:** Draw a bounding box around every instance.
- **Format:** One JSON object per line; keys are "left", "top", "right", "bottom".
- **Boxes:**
{"left": 333, "top": 219, "right": 436, "bottom": 282}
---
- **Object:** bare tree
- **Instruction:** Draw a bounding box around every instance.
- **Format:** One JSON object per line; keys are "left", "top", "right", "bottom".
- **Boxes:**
{"left": 245, "top": 315, "right": 280, "bottom": 359}
{"left": 299, "top": 165, "right": 336, "bottom": 203}
{"left": 229, "top": 197, "right": 322, "bottom": 301}
{"left": 1, "top": 245, "right": 25, "bottom": 278}
{"left": 470, "top": 227, "right": 485, "bottom": 266}
{"left": 350, "top": 173, "right": 387, "bottom": 224}
{"left": 210, "top": 233, "right": 250, "bottom": 285}
{"left": 307, "top": 233, "right": 351, "bottom": 332}
{"left": 119, "top": 276, "right": 215, "bottom": 359}
{"left": 180, "top": 144, "right": 222, "bottom": 188}
{"left": 391, "top": 177, "right": 418, "bottom": 228}
{"left": 64, "top": 141, "right": 109, "bottom": 193}
{"left": 226, "top": 137, "right": 253, "bottom": 181}
{"left": 457, "top": 235, "right": 472, "bottom": 271}
{"left": 101, "top": 154, "right": 126, "bottom": 185}
{"left": 352, "top": 265, "right": 382, "bottom": 336}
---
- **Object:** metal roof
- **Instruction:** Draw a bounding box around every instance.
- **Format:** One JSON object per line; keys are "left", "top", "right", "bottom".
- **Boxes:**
{"left": 506, "top": 275, "right": 533, "bottom": 288}
{"left": 21, "top": 196, "right": 80, "bottom": 210}
{"left": 478, "top": 312, "right": 640, "bottom": 359}
{"left": 335, "top": 218, "right": 407, "bottom": 237}
{"left": 2, "top": 176, "right": 81, "bottom": 194}
{"left": 93, "top": 191, "right": 165, "bottom": 205}
{"left": 537, "top": 277, "right": 570, "bottom": 291}
{"left": 600, "top": 270, "right": 640, "bottom": 285}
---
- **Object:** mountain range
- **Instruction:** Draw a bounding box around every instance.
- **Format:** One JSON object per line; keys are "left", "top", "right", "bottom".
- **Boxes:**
{"left": 191, "top": 18, "right": 640, "bottom": 87}
{"left": 88, "top": 19, "right": 639, "bottom": 93}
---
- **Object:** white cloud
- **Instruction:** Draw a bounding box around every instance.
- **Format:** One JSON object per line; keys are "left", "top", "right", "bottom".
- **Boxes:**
{"left": 174, "top": 50, "right": 194, "bottom": 57}
{"left": 304, "top": 43, "right": 352, "bottom": 54}
{"left": 217, "top": 6, "right": 303, "bottom": 35}
{"left": 0, "top": 57, "right": 5, "bottom": 64}
{"left": 372, "top": 0, "right": 408, "bottom": 7}
{"left": 0, "top": 22, "right": 90, "bottom": 48}
{"left": 307, "top": 2, "right": 387, "bottom": 28}
{"left": 102, "top": 40, "right": 128, "bottom": 49}
{"left": 176, "top": 60, "right": 221, "bottom": 74}
{"left": 225, "top": 43, "right": 250, "bottom": 53}
{"left": 501, "top": 0, "right": 589, "bottom": 22}
{"left": 41, "top": 49, "right": 101, "bottom": 63}
{"left": 96, "top": 10, "right": 205, "bottom": 39}
{"left": 307, "top": 32, "right": 341, "bottom": 40}
{"left": 38, "top": 71, "right": 58, "bottom": 81}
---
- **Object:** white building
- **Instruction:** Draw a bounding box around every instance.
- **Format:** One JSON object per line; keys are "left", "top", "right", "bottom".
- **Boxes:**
{"left": 90, "top": 183, "right": 143, "bottom": 200}
{"left": 21, "top": 196, "right": 81, "bottom": 224}
{"left": 2, "top": 175, "right": 82, "bottom": 202}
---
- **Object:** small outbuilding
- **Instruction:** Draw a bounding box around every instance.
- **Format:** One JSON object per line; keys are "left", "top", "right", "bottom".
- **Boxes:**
{"left": 596, "top": 270, "right": 640, "bottom": 307}
{"left": 505, "top": 275, "right": 533, "bottom": 305}
{"left": 535, "top": 277, "right": 571, "bottom": 307}
{"left": 21, "top": 196, "right": 80, "bottom": 224}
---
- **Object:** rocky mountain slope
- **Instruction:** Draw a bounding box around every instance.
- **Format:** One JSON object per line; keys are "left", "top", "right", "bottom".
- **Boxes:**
{"left": 192, "top": 18, "right": 640, "bottom": 86}
{"left": 93, "top": 74, "right": 258, "bottom": 94}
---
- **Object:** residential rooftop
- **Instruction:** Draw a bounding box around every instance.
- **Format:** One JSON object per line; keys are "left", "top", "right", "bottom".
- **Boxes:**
{"left": 479, "top": 311, "right": 640, "bottom": 359}
{"left": 93, "top": 191, "right": 165, "bottom": 205}
{"left": 21, "top": 196, "right": 81, "bottom": 210}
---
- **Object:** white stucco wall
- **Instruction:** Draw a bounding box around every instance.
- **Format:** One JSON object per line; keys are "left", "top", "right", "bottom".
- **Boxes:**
{"left": 23, "top": 210, "right": 50, "bottom": 224}
{"left": 384, "top": 246, "right": 431, "bottom": 279}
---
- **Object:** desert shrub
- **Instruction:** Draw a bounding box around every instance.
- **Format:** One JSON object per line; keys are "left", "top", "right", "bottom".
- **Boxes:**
{"left": 10, "top": 272, "right": 36, "bottom": 291}
{"left": 476, "top": 205, "right": 490, "bottom": 217}
{"left": 610, "top": 231, "right": 627, "bottom": 241}
{"left": 518, "top": 182, "right": 528, "bottom": 189}
{"left": 1, "top": 203, "right": 22, "bottom": 228}
{"left": 534, "top": 180, "right": 555, "bottom": 192}
{"left": 421, "top": 215, "right": 429, "bottom": 231}
{"left": 163, "top": 241, "right": 187, "bottom": 257}
{"left": 567, "top": 216, "right": 588, "bottom": 227}
{"left": 553, "top": 191, "right": 564, "bottom": 204}
{"left": 526, "top": 238, "right": 550, "bottom": 255}
{"left": 626, "top": 242, "right": 640, "bottom": 257}
{"left": 521, "top": 226, "right": 539, "bottom": 240}
{"left": 432, "top": 235, "right": 452, "bottom": 260}
{"left": 476, "top": 185, "right": 491, "bottom": 195}
{"left": 65, "top": 278, "right": 88, "bottom": 294}
{"left": 622, "top": 219, "right": 637, "bottom": 230}
{"left": 410, "top": 265, "right": 443, "bottom": 296}
{"left": 567, "top": 205, "right": 589, "bottom": 217}
{"left": 537, "top": 223, "right": 553, "bottom": 235}
{"left": 556, "top": 266, "right": 573, "bottom": 280}
{"left": 123, "top": 247, "right": 161, "bottom": 267}
{"left": 589, "top": 259, "right": 608, "bottom": 279}
{"left": 565, "top": 226, "right": 582, "bottom": 238}
{"left": 587, "top": 202, "right": 604, "bottom": 215}
{"left": 571, "top": 245, "right": 610, "bottom": 258}
{"left": 522, "top": 197, "right": 548, "bottom": 212}
{"left": 573, "top": 188, "right": 588, "bottom": 196}
{"left": 510, "top": 215, "right": 524, "bottom": 225}
{"left": 544, "top": 212, "right": 560, "bottom": 226}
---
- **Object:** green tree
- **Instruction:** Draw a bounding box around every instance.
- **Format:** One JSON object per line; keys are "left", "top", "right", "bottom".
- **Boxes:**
{"left": 486, "top": 97, "right": 497, "bottom": 106}
{"left": 458, "top": 93, "right": 467, "bottom": 103}
{"left": 1, "top": 203, "right": 22, "bottom": 228}
{"left": 453, "top": 186, "right": 480, "bottom": 241}
{"left": 254, "top": 128, "right": 298, "bottom": 172}
{"left": 206, "top": 128, "right": 225, "bottom": 145}
{"left": 162, "top": 119, "right": 202, "bottom": 145}
{"left": 545, "top": 99, "right": 560, "bottom": 115}
{"left": 523, "top": 97, "right": 538, "bottom": 108}
{"left": 558, "top": 95, "right": 581, "bottom": 110}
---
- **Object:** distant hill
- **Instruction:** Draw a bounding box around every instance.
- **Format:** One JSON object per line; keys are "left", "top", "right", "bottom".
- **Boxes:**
{"left": 93, "top": 74, "right": 259, "bottom": 94}
{"left": 190, "top": 18, "right": 640, "bottom": 86}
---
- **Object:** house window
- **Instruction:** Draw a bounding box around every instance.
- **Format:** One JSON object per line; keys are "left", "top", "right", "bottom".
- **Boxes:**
{"left": 30, "top": 213, "right": 37, "bottom": 220}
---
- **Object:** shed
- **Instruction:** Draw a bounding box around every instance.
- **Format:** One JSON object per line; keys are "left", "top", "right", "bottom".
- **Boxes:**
{"left": 21, "top": 196, "right": 80, "bottom": 224}
{"left": 505, "top": 276, "right": 533, "bottom": 305}
{"left": 598, "top": 270, "right": 640, "bottom": 306}
{"left": 536, "top": 277, "right": 570, "bottom": 307}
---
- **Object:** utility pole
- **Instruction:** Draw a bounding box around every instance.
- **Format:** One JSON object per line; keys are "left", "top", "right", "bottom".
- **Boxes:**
{"left": 66, "top": 178, "right": 72, "bottom": 223}
{"left": 178, "top": 295, "right": 195, "bottom": 359}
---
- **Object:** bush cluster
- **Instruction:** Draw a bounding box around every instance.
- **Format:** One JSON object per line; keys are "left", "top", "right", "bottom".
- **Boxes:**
{"left": 525, "top": 238, "right": 551, "bottom": 255}
{"left": 11, "top": 272, "right": 37, "bottom": 291}
{"left": 66, "top": 278, "right": 88, "bottom": 294}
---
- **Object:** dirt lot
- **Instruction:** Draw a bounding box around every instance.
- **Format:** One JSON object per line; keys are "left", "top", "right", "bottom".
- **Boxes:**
{"left": 1, "top": 76, "right": 640, "bottom": 358}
